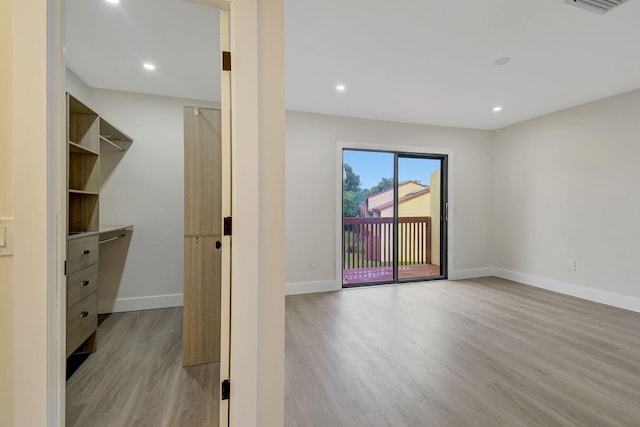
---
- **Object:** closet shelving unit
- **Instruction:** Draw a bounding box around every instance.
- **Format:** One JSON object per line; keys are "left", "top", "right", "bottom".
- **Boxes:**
{"left": 68, "top": 96, "right": 100, "bottom": 235}
{"left": 66, "top": 93, "right": 134, "bottom": 359}
{"left": 100, "top": 118, "right": 134, "bottom": 152}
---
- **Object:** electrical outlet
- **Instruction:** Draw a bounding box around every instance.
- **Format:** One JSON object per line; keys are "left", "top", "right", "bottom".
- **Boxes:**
{"left": 567, "top": 259, "right": 576, "bottom": 271}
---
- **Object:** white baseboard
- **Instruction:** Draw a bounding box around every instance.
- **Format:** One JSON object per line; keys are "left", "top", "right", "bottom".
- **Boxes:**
{"left": 285, "top": 268, "right": 640, "bottom": 314}
{"left": 449, "top": 267, "right": 494, "bottom": 280}
{"left": 99, "top": 293, "right": 183, "bottom": 314}
{"left": 285, "top": 280, "right": 340, "bottom": 296}
{"left": 285, "top": 269, "right": 495, "bottom": 295}
{"left": 493, "top": 268, "right": 640, "bottom": 314}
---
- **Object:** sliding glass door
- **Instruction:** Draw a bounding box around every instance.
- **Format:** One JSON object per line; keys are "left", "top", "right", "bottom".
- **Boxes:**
{"left": 342, "top": 149, "right": 447, "bottom": 287}
{"left": 396, "top": 155, "right": 446, "bottom": 280}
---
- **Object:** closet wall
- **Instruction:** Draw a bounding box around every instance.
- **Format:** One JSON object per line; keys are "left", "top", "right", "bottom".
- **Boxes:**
{"left": 66, "top": 69, "right": 218, "bottom": 312}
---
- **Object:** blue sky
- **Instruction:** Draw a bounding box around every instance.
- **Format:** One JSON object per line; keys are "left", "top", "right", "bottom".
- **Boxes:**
{"left": 343, "top": 150, "right": 441, "bottom": 190}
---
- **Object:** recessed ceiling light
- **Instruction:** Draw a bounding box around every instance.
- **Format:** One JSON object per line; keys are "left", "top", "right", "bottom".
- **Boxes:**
{"left": 336, "top": 84, "right": 346, "bottom": 92}
{"left": 143, "top": 63, "right": 156, "bottom": 71}
{"left": 105, "top": 0, "right": 120, "bottom": 4}
{"left": 493, "top": 106, "right": 503, "bottom": 113}
{"left": 493, "top": 57, "right": 511, "bottom": 66}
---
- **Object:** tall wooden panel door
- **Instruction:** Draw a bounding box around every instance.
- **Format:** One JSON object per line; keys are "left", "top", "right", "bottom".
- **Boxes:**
{"left": 183, "top": 106, "right": 222, "bottom": 367}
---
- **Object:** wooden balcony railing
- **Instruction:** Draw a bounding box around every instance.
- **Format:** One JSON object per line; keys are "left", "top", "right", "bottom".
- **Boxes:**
{"left": 343, "top": 216, "right": 431, "bottom": 269}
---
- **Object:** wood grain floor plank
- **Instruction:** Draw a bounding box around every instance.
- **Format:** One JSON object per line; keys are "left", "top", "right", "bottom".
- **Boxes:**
{"left": 66, "top": 307, "right": 219, "bottom": 427}
{"left": 285, "top": 277, "right": 640, "bottom": 426}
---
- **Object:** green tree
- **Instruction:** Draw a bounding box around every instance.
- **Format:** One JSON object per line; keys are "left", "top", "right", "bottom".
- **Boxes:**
{"left": 367, "top": 177, "right": 394, "bottom": 196}
{"left": 343, "top": 163, "right": 361, "bottom": 192}
{"left": 343, "top": 163, "right": 364, "bottom": 217}
{"left": 343, "top": 191, "right": 364, "bottom": 218}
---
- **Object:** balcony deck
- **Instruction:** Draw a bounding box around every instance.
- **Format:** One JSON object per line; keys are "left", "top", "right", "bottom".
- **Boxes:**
{"left": 343, "top": 263, "right": 441, "bottom": 285}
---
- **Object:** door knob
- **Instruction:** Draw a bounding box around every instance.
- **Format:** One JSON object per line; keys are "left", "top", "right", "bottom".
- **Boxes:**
{"left": 215, "top": 240, "right": 222, "bottom": 250}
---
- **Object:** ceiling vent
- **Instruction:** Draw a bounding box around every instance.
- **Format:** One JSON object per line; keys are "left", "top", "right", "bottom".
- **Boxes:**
{"left": 564, "top": 0, "right": 629, "bottom": 14}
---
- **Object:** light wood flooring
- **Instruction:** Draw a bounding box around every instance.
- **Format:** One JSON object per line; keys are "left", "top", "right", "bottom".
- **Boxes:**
{"left": 66, "top": 307, "right": 219, "bottom": 427}
{"left": 285, "top": 277, "right": 640, "bottom": 426}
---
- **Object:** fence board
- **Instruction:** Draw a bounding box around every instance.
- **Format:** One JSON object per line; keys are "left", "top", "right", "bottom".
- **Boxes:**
{"left": 342, "top": 216, "right": 431, "bottom": 269}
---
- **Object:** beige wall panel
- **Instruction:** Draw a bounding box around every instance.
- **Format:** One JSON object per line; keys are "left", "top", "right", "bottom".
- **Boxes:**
{"left": 0, "top": 2, "right": 13, "bottom": 424}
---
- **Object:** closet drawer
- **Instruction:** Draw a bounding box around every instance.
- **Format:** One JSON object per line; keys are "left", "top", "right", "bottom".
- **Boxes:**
{"left": 67, "top": 264, "right": 98, "bottom": 308}
{"left": 68, "top": 235, "right": 98, "bottom": 274}
{"left": 66, "top": 292, "right": 97, "bottom": 357}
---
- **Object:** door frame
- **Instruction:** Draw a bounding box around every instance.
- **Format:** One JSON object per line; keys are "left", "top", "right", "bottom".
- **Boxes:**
{"left": 52, "top": 15, "right": 235, "bottom": 427}
{"left": 26, "top": 0, "right": 285, "bottom": 424}
{"left": 218, "top": 9, "right": 232, "bottom": 425}
{"left": 335, "top": 140, "right": 455, "bottom": 291}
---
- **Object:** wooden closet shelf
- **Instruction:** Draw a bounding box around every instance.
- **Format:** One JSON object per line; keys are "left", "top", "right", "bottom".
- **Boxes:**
{"left": 69, "top": 141, "right": 100, "bottom": 156}
{"left": 100, "top": 118, "right": 133, "bottom": 152}
{"left": 69, "top": 96, "right": 98, "bottom": 116}
{"left": 99, "top": 135, "right": 128, "bottom": 152}
{"left": 68, "top": 225, "right": 134, "bottom": 241}
{"left": 69, "top": 189, "right": 99, "bottom": 196}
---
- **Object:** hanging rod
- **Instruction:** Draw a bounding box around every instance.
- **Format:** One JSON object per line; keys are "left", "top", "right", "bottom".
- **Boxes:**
{"left": 99, "top": 234, "right": 126, "bottom": 245}
{"left": 100, "top": 135, "right": 126, "bottom": 152}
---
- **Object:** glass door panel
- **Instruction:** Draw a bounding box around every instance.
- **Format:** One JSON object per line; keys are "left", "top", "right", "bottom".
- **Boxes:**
{"left": 397, "top": 156, "right": 445, "bottom": 280}
{"left": 342, "top": 150, "right": 394, "bottom": 286}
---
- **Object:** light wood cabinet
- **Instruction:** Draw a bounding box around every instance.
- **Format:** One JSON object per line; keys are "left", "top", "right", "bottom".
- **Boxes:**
{"left": 67, "top": 263, "right": 98, "bottom": 308}
{"left": 66, "top": 94, "right": 133, "bottom": 359}
{"left": 67, "top": 234, "right": 99, "bottom": 275}
{"left": 66, "top": 276, "right": 98, "bottom": 357}
{"left": 183, "top": 107, "right": 222, "bottom": 366}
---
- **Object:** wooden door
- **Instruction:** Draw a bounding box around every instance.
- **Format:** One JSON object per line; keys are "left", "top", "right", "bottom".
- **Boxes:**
{"left": 183, "top": 106, "right": 222, "bottom": 366}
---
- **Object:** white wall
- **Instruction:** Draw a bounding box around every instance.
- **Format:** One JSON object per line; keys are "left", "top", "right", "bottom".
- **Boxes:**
{"left": 66, "top": 71, "right": 218, "bottom": 312}
{"left": 492, "top": 88, "right": 640, "bottom": 311}
{"left": 285, "top": 111, "right": 493, "bottom": 293}
{"left": 93, "top": 89, "right": 218, "bottom": 312}
{"left": 66, "top": 68, "right": 92, "bottom": 105}
{"left": 67, "top": 75, "right": 640, "bottom": 314}
{"left": 65, "top": 77, "right": 495, "bottom": 304}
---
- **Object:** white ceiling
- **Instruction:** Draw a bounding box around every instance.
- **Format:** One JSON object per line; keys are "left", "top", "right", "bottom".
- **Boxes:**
{"left": 65, "top": 0, "right": 221, "bottom": 103}
{"left": 66, "top": 0, "right": 640, "bottom": 129}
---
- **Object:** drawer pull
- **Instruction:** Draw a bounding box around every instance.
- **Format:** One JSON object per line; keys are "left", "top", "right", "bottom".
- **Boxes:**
{"left": 80, "top": 280, "right": 91, "bottom": 288}
{"left": 81, "top": 249, "right": 91, "bottom": 256}
{"left": 80, "top": 310, "right": 89, "bottom": 319}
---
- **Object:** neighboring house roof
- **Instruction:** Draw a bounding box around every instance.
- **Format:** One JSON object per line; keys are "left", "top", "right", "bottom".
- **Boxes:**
{"left": 372, "top": 186, "right": 430, "bottom": 212}
{"left": 367, "top": 180, "right": 424, "bottom": 199}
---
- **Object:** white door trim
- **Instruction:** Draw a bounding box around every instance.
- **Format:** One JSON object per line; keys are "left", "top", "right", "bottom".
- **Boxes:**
{"left": 219, "top": 8, "right": 232, "bottom": 426}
